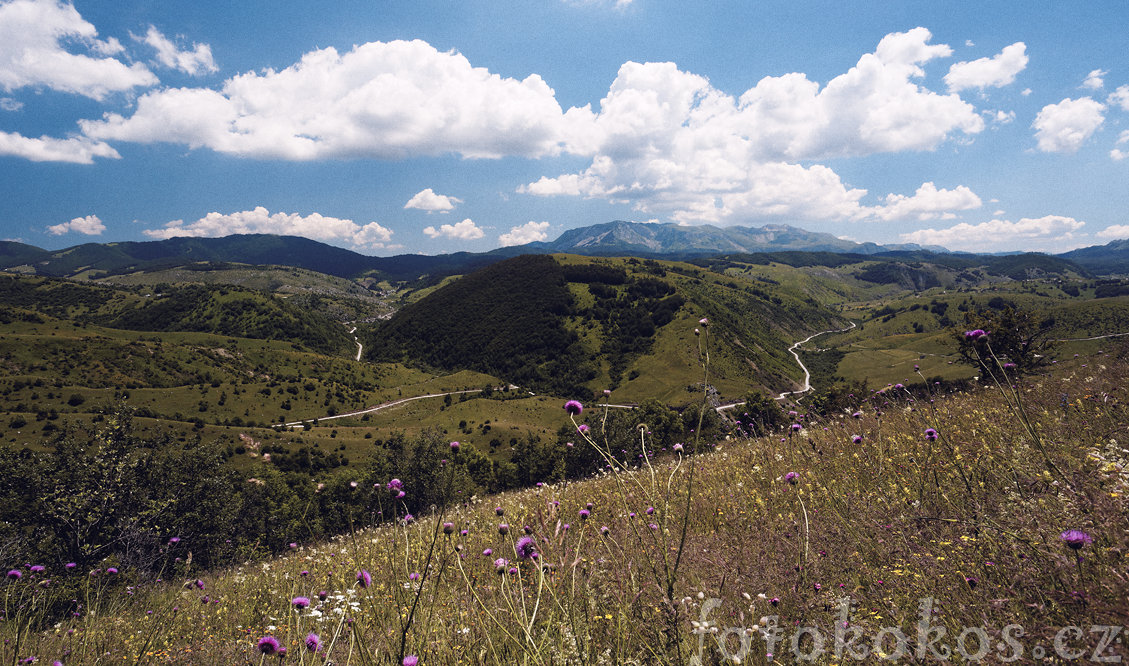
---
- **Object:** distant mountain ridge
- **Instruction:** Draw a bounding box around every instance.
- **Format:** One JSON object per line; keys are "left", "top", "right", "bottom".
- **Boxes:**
{"left": 2, "top": 220, "right": 1126, "bottom": 279}
{"left": 527, "top": 220, "right": 945, "bottom": 255}
{"left": 1060, "top": 238, "right": 1129, "bottom": 276}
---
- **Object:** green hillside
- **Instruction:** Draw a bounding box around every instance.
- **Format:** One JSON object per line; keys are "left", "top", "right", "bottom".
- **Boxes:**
{"left": 95, "top": 283, "right": 353, "bottom": 355}
{"left": 363, "top": 254, "right": 594, "bottom": 397}
{"left": 364, "top": 254, "right": 851, "bottom": 404}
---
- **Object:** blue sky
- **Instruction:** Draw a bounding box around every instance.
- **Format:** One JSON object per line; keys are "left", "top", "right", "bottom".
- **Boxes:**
{"left": 1, "top": 0, "right": 1127, "bottom": 255}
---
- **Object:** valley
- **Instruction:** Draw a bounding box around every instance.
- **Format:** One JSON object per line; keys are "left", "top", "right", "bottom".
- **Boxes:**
{"left": 2, "top": 232, "right": 1128, "bottom": 662}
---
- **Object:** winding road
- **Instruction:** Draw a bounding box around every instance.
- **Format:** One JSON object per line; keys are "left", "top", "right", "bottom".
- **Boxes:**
{"left": 282, "top": 321, "right": 857, "bottom": 427}
{"left": 348, "top": 326, "right": 362, "bottom": 362}
{"left": 717, "top": 321, "right": 856, "bottom": 413}
{"left": 276, "top": 385, "right": 519, "bottom": 429}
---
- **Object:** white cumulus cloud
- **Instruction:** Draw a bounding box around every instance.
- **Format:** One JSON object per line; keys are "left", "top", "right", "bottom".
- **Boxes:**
{"left": 423, "top": 218, "right": 484, "bottom": 240}
{"left": 900, "top": 215, "right": 1086, "bottom": 252}
{"left": 944, "top": 42, "right": 1028, "bottom": 92}
{"left": 499, "top": 221, "right": 551, "bottom": 246}
{"left": 1112, "top": 130, "right": 1129, "bottom": 160}
{"left": 985, "top": 109, "right": 1015, "bottom": 125}
{"left": 1096, "top": 224, "right": 1129, "bottom": 239}
{"left": 135, "top": 25, "right": 216, "bottom": 76}
{"left": 404, "top": 188, "right": 462, "bottom": 212}
{"left": 876, "top": 182, "right": 982, "bottom": 221}
{"left": 142, "top": 206, "right": 394, "bottom": 250}
{"left": 82, "top": 39, "right": 579, "bottom": 160}
{"left": 46, "top": 214, "right": 105, "bottom": 236}
{"left": 1032, "top": 97, "right": 1105, "bottom": 153}
{"left": 0, "top": 0, "right": 156, "bottom": 100}
{"left": 1082, "top": 69, "right": 1107, "bottom": 90}
{"left": 525, "top": 28, "right": 984, "bottom": 226}
{"left": 0, "top": 130, "right": 119, "bottom": 163}
{"left": 1108, "top": 85, "right": 1129, "bottom": 111}
{"left": 0, "top": 97, "right": 22, "bottom": 111}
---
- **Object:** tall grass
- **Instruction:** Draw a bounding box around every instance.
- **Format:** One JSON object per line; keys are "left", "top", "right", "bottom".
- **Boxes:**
{"left": 2, "top": 340, "right": 1127, "bottom": 664}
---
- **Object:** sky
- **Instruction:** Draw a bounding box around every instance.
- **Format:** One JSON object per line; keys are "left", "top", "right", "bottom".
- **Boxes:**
{"left": 1, "top": 0, "right": 1127, "bottom": 255}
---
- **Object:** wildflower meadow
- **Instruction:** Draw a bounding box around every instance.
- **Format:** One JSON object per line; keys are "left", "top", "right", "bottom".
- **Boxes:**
{"left": 2, "top": 326, "right": 1127, "bottom": 664}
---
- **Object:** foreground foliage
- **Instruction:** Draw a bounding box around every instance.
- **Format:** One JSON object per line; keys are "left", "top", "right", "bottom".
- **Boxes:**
{"left": 2, "top": 338, "right": 1127, "bottom": 663}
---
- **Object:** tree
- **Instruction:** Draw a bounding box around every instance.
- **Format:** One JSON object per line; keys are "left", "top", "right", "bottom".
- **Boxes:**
{"left": 735, "top": 390, "right": 786, "bottom": 436}
{"left": 954, "top": 307, "right": 1057, "bottom": 377}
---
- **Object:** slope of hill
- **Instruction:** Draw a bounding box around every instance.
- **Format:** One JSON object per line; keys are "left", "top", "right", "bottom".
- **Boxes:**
{"left": 1060, "top": 238, "right": 1129, "bottom": 276}
{"left": 97, "top": 284, "right": 354, "bottom": 355}
{"left": 3, "top": 349, "right": 1125, "bottom": 663}
{"left": 0, "top": 240, "right": 48, "bottom": 268}
{"left": 363, "top": 254, "right": 594, "bottom": 397}
{"left": 364, "top": 253, "right": 850, "bottom": 402}
{"left": 0, "top": 274, "right": 352, "bottom": 355}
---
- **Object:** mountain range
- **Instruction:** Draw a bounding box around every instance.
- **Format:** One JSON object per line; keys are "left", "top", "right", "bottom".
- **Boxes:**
{"left": 3, "top": 220, "right": 1127, "bottom": 279}
{"left": 527, "top": 220, "right": 944, "bottom": 255}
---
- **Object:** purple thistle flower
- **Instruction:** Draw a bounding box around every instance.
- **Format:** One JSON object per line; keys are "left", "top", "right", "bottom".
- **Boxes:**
{"left": 784, "top": 472, "right": 799, "bottom": 485}
{"left": 305, "top": 632, "right": 322, "bottom": 652}
{"left": 29, "top": 565, "right": 44, "bottom": 574}
{"left": 852, "top": 411, "right": 863, "bottom": 419}
{"left": 6, "top": 569, "right": 21, "bottom": 580}
{"left": 65, "top": 562, "right": 76, "bottom": 570}
{"left": 106, "top": 567, "right": 118, "bottom": 575}
{"left": 577, "top": 424, "right": 589, "bottom": 434}
{"left": 494, "top": 557, "right": 508, "bottom": 573}
{"left": 600, "top": 525, "right": 610, "bottom": 536}
{"left": 387, "top": 478, "right": 403, "bottom": 491}
{"left": 495, "top": 506, "right": 505, "bottom": 516}
{"left": 498, "top": 523, "right": 509, "bottom": 535}
{"left": 195, "top": 579, "right": 205, "bottom": 590}
{"left": 318, "top": 590, "right": 328, "bottom": 600}
{"left": 483, "top": 548, "right": 493, "bottom": 556}
{"left": 790, "top": 423, "right": 802, "bottom": 432}
{"left": 564, "top": 400, "right": 584, "bottom": 415}
{"left": 1060, "top": 530, "right": 1093, "bottom": 550}
{"left": 673, "top": 443, "right": 684, "bottom": 452}
{"left": 292, "top": 596, "right": 310, "bottom": 609}
{"left": 168, "top": 536, "right": 180, "bottom": 544}
{"left": 851, "top": 435, "right": 863, "bottom": 444}
{"left": 516, "top": 536, "right": 538, "bottom": 560}
{"left": 257, "top": 636, "right": 281, "bottom": 655}
{"left": 442, "top": 522, "right": 455, "bottom": 535}
{"left": 924, "top": 428, "right": 938, "bottom": 441}
{"left": 578, "top": 509, "right": 590, "bottom": 520}
{"left": 356, "top": 569, "right": 371, "bottom": 588}
{"left": 403, "top": 657, "right": 419, "bottom": 666}
{"left": 450, "top": 441, "right": 460, "bottom": 450}
{"left": 964, "top": 329, "right": 987, "bottom": 340}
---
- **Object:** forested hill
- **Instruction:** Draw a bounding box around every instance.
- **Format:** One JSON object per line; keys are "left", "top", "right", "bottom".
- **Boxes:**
{"left": 99, "top": 284, "right": 353, "bottom": 355}
{"left": 362, "top": 255, "right": 594, "bottom": 397}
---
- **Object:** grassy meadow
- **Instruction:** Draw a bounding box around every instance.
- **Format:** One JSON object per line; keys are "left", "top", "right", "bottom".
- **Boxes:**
{"left": 3, "top": 332, "right": 1126, "bottom": 664}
